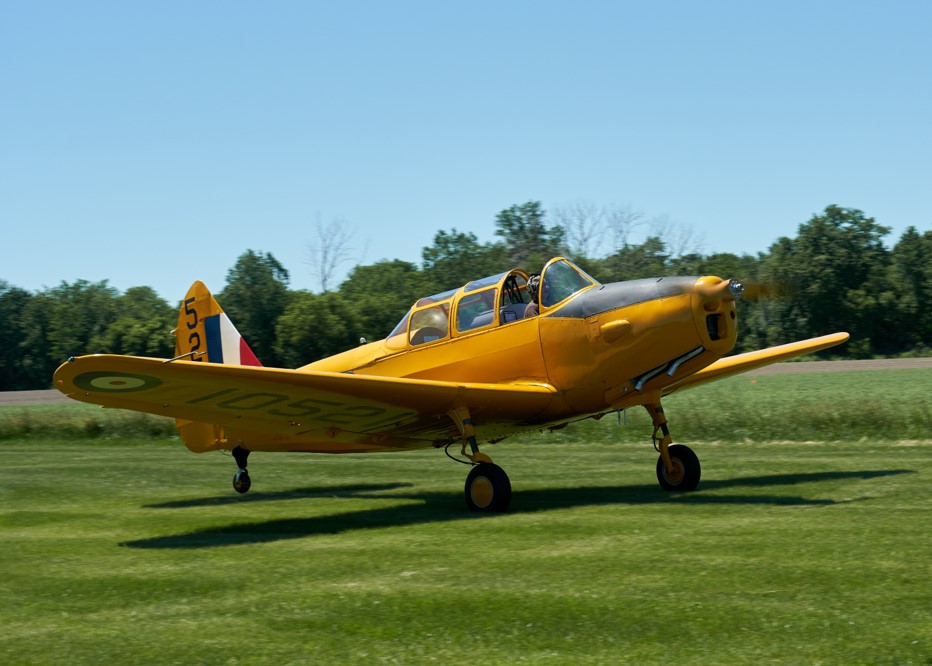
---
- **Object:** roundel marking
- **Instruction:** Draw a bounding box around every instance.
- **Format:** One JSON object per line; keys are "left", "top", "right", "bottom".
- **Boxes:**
{"left": 73, "top": 372, "right": 163, "bottom": 393}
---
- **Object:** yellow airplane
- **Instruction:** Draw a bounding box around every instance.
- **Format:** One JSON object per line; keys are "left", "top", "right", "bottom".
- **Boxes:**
{"left": 53, "top": 257, "right": 848, "bottom": 512}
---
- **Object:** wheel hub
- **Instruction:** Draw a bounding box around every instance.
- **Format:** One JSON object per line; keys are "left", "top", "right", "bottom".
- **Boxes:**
{"left": 663, "top": 459, "right": 685, "bottom": 485}
{"left": 469, "top": 475, "right": 494, "bottom": 509}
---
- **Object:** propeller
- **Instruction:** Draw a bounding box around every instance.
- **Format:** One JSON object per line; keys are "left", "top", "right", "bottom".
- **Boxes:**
{"left": 695, "top": 277, "right": 783, "bottom": 311}
{"left": 736, "top": 279, "right": 785, "bottom": 301}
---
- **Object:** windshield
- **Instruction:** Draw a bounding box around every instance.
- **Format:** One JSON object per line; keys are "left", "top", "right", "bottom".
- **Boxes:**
{"left": 540, "top": 258, "right": 598, "bottom": 308}
{"left": 387, "top": 311, "right": 410, "bottom": 340}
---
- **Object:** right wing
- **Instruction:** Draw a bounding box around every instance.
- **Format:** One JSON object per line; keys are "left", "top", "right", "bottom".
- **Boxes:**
{"left": 663, "top": 332, "right": 850, "bottom": 395}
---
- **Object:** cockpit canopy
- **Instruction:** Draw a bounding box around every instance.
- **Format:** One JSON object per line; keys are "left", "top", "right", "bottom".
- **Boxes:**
{"left": 386, "top": 257, "right": 598, "bottom": 349}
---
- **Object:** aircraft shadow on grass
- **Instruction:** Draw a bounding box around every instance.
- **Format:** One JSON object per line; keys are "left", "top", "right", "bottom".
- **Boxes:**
{"left": 143, "top": 482, "right": 415, "bottom": 509}
{"left": 122, "top": 469, "right": 914, "bottom": 550}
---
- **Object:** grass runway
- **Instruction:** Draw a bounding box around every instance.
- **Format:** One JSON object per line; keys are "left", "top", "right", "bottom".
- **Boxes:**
{"left": 1, "top": 370, "right": 930, "bottom": 664}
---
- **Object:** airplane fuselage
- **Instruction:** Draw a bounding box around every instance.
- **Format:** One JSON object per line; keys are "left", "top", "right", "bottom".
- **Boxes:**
{"left": 302, "top": 275, "right": 739, "bottom": 427}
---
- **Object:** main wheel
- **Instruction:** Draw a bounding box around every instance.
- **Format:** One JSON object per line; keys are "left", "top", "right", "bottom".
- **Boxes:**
{"left": 465, "top": 463, "right": 512, "bottom": 512}
{"left": 233, "top": 469, "right": 251, "bottom": 494}
{"left": 656, "top": 444, "right": 701, "bottom": 491}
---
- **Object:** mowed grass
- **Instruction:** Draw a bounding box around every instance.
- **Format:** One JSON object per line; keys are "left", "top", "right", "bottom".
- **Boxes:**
{"left": 1, "top": 369, "right": 930, "bottom": 665}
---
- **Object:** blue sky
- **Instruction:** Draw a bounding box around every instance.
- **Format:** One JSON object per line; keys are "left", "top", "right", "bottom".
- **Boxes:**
{"left": 2, "top": 1, "right": 930, "bottom": 301}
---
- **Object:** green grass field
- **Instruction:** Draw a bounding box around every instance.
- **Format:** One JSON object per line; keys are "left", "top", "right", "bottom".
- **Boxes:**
{"left": 2, "top": 369, "right": 930, "bottom": 664}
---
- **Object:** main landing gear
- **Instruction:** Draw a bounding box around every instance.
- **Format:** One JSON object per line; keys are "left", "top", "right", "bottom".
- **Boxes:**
{"left": 448, "top": 407, "right": 512, "bottom": 512}
{"left": 223, "top": 404, "right": 696, "bottom": 507}
{"left": 645, "top": 402, "right": 701, "bottom": 491}
{"left": 448, "top": 401, "right": 699, "bottom": 512}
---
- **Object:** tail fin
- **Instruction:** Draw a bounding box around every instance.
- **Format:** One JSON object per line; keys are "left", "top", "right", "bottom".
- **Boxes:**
{"left": 174, "top": 281, "right": 262, "bottom": 367}
{"left": 173, "top": 281, "right": 261, "bottom": 453}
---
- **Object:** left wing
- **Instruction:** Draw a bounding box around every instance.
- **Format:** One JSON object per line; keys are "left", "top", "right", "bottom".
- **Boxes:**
{"left": 53, "top": 354, "right": 557, "bottom": 452}
{"left": 663, "top": 332, "right": 850, "bottom": 394}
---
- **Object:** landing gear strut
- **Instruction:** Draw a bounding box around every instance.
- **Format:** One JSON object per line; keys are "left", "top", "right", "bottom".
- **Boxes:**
{"left": 232, "top": 446, "right": 251, "bottom": 494}
{"left": 645, "top": 402, "right": 701, "bottom": 491}
{"left": 448, "top": 407, "right": 512, "bottom": 512}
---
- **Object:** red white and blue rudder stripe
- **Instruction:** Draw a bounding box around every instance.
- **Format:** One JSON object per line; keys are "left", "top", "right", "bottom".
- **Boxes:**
{"left": 203, "top": 313, "right": 262, "bottom": 367}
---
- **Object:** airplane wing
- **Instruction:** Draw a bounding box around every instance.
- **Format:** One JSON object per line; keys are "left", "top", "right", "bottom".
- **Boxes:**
{"left": 663, "top": 332, "right": 850, "bottom": 395}
{"left": 53, "top": 354, "right": 557, "bottom": 452}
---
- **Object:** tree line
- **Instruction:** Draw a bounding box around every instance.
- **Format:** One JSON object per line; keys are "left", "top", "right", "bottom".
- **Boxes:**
{"left": 1, "top": 203, "right": 929, "bottom": 391}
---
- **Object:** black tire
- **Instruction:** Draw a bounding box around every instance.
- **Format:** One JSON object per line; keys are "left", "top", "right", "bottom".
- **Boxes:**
{"left": 656, "top": 444, "right": 701, "bottom": 491}
{"left": 233, "top": 469, "right": 251, "bottom": 494}
{"left": 465, "top": 463, "right": 512, "bottom": 512}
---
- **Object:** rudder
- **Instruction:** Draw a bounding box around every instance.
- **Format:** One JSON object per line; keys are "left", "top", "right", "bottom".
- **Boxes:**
{"left": 174, "top": 281, "right": 262, "bottom": 367}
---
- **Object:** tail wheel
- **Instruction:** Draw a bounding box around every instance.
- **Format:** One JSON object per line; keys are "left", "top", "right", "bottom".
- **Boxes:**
{"left": 656, "top": 444, "right": 701, "bottom": 491}
{"left": 465, "top": 463, "right": 512, "bottom": 512}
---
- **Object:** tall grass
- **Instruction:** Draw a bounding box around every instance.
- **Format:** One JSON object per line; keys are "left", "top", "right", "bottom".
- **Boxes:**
{"left": 0, "top": 404, "right": 176, "bottom": 441}
{"left": 516, "top": 368, "right": 930, "bottom": 446}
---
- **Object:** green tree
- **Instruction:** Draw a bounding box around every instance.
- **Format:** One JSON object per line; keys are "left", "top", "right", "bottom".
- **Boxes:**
{"left": 19, "top": 291, "right": 56, "bottom": 388}
{"left": 0, "top": 282, "right": 40, "bottom": 390}
{"left": 668, "top": 252, "right": 761, "bottom": 281}
{"left": 597, "top": 236, "right": 669, "bottom": 282}
{"left": 760, "top": 206, "right": 891, "bottom": 356}
{"left": 494, "top": 201, "right": 566, "bottom": 269}
{"left": 93, "top": 287, "right": 175, "bottom": 357}
{"left": 219, "top": 251, "right": 291, "bottom": 366}
{"left": 45, "top": 280, "right": 120, "bottom": 361}
{"left": 888, "top": 226, "right": 932, "bottom": 352}
{"left": 340, "top": 260, "right": 425, "bottom": 341}
{"left": 421, "top": 228, "right": 503, "bottom": 293}
{"left": 275, "top": 291, "right": 362, "bottom": 366}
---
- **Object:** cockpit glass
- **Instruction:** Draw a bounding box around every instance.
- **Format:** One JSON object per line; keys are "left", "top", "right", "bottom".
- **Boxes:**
{"left": 387, "top": 311, "right": 410, "bottom": 340}
{"left": 540, "top": 259, "right": 597, "bottom": 307}
{"left": 387, "top": 260, "right": 589, "bottom": 348}
{"left": 501, "top": 273, "right": 529, "bottom": 305}
{"left": 455, "top": 288, "right": 498, "bottom": 332}
{"left": 415, "top": 288, "right": 458, "bottom": 308}
{"left": 409, "top": 304, "right": 450, "bottom": 346}
{"left": 463, "top": 272, "right": 507, "bottom": 293}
